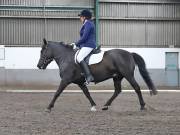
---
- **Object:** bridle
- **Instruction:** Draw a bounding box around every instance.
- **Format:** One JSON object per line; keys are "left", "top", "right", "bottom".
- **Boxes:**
{"left": 39, "top": 47, "right": 53, "bottom": 68}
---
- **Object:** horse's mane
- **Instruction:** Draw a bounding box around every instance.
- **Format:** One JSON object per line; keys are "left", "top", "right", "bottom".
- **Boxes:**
{"left": 48, "top": 41, "right": 73, "bottom": 50}
{"left": 59, "top": 42, "right": 74, "bottom": 50}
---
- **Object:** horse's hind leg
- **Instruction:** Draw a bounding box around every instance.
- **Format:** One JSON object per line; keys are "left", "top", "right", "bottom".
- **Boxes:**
{"left": 127, "top": 76, "right": 146, "bottom": 110}
{"left": 102, "top": 76, "right": 123, "bottom": 110}
{"left": 78, "top": 83, "right": 96, "bottom": 111}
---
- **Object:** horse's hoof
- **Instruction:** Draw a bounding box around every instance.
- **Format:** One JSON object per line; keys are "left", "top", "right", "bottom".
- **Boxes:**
{"left": 150, "top": 90, "right": 158, "bottom": 96}
{"left": 91, "top": 106, "right": 97, "bottom": 112}
{"left": 153, "top": 90, "right": 158, "bottom": 95}
{"left": 140, "top": 107, "right": 147, "bottom": 111}
{"left": 140, "top": 103, "right": 146, "bottom": 111}
{"left": 102, "top": 106, "right": 108, "bottom": 111}
{"left": 45, "top": 108, "right": 51, "bottom": 113}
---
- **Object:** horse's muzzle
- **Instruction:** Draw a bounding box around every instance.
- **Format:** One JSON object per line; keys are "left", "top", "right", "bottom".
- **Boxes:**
{"left": 37, "top": 64, "right": 41, "bottom": 69}
{"left": 37, "top": 64, "right": 44, "bottom": 69}
{"left": 37, "top": 58, "right": 53, "bottom": 70}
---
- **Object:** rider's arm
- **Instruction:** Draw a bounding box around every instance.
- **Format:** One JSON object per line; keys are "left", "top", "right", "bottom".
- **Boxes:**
{"left": 75, "top": 22, "right": 92, "bottom": 46}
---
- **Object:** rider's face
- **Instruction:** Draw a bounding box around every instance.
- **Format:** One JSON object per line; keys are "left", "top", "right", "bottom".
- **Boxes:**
{"left": 80, "top": 16, "right": 86, "bottom": 23}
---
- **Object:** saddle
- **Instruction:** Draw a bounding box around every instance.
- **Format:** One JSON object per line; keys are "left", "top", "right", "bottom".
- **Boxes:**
{"left": 75, "top": 45, "right": 105, "bottom": 65}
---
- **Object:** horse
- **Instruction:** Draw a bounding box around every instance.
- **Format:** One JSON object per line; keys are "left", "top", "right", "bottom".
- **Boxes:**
{"left": 37, "top": 39, "right": 157, "bottom": 113}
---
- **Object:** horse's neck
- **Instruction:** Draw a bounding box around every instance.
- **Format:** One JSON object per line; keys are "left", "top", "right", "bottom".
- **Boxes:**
{"left": 51, "top": 45, "right": 74, "bottom": 65}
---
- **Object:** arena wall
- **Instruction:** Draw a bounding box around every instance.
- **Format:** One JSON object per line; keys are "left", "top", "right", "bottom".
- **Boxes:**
{"left": 0, "top": 0, "right": 180, "bottom": 89}
{"left": 0, "top": 47, "right": 179, "bottom": 89}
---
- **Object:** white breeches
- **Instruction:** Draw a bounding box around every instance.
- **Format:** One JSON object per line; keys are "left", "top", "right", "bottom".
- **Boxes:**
{"left": 76, "top": 47, "right": 93, "bottom": 63}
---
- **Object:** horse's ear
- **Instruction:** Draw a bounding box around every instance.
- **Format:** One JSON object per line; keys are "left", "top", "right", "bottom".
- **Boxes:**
{"left": 43, "top": 38, "right": 47, "bottom": 45}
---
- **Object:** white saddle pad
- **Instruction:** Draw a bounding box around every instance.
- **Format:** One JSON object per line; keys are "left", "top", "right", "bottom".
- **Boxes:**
{"left": 75, "top": 50, "right": 105, "bottom": 65}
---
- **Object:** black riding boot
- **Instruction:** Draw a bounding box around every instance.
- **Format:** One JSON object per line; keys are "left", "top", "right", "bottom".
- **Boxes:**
{"left": 79, "top": 60, "right": 94, "bottom": 85}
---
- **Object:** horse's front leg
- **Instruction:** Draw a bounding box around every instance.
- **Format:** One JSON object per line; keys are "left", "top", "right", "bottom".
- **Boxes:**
{"left": 46, "top": 80, "right": 68, "bottom": 113}
{"left": 78, "top": 84, "right": 96, "bottom": 111}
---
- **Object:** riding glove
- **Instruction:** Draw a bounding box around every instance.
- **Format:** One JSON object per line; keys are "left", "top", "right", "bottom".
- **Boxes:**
{"left": 70, "top": 43, "right": 77, "bottom": 50}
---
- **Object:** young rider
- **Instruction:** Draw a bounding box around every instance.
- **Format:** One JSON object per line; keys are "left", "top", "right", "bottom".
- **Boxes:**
{"left": 71, "top": 9, "right": 96, "bottom": 85}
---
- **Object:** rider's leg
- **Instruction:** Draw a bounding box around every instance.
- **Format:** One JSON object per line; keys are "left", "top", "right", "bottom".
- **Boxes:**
{"left": 79, "top": 60, "right": 94, "bottom": 84}
{"left": 77, "top": 47, "right": 94, "bottom": 84}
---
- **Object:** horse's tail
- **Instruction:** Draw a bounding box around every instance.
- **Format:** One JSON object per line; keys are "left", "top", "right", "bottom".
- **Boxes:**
{"left": 132, "top": 53, "right": 158, "bottom": 95}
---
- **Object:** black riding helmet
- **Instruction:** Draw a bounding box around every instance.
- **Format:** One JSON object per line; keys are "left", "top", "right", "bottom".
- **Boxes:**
{"left": 78, "top": 9, "right": 92, "bottom": 19}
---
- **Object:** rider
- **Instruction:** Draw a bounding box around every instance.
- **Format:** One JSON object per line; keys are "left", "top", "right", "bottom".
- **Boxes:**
{"left": 71, "top": 9, "right": 96, "bottom": 85}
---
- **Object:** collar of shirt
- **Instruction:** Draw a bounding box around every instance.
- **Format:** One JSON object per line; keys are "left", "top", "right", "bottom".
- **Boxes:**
{"left": 83, "top": 19, "right": 88, "bottom": 26}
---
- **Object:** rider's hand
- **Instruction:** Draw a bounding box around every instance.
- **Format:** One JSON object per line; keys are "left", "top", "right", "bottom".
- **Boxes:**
{"left": 70, "top": 43, "right": 77, "bottom": 50}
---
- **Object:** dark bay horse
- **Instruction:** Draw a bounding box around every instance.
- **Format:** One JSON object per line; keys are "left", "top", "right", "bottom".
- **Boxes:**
{"left": 37, "top": 39, "right": 157, "bottom": 112}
